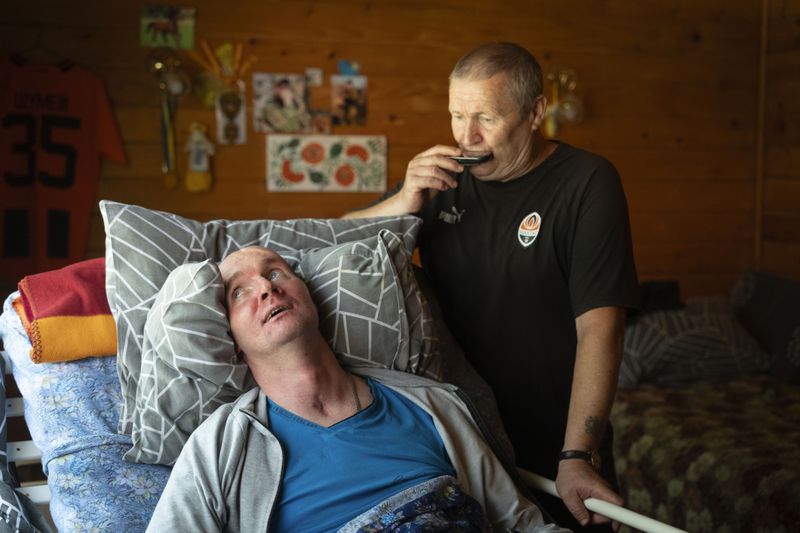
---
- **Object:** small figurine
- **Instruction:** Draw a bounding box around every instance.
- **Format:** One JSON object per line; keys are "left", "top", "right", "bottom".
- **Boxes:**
{"left": 184, "top": 122, "right": 215, "bottom": 192}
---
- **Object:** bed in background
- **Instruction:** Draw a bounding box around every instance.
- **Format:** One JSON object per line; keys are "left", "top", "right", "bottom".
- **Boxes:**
{"left": 611, "top": 273, "right": 800, "bottom": 533}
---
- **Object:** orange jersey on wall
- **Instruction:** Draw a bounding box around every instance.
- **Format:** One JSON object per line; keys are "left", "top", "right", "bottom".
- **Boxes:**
{"left": 0, "top": 60, "right": 126, "bottom": 285}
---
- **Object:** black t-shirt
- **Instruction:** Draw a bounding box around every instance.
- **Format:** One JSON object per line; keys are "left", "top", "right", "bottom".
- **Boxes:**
{"left": 403, "top": 142, "right": 639, "bottom": 477}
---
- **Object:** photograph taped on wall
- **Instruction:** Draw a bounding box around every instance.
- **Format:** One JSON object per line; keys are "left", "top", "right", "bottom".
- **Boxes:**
{"left": 331, "top": 75, "right": 367, "bottom": 126}
{"left": 309, "top": 110, "right": 332, "bottom": 134}
{"left": 140, "top": 5, "right": 195, "bottom": 49}
{"left": 266, "top": 134, "right": 386, "bottom": 193}
{"left": 253, "top": 73, "right": 311, "bottom": 133}
{"left": 305, "top": 67, "right": 324, "bottom": 87}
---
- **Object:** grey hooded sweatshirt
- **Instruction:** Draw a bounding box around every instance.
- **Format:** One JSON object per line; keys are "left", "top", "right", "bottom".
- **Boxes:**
{"left": 146, "top": 367, "right": 571, "bottom": 532}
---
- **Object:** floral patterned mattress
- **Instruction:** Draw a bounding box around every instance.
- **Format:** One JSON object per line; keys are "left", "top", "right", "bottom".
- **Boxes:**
{"left": 0, "top": 294, "right": 171, "bottom": 532}
{"left": 611, "top": 377, "right": 800, "bottom": 533}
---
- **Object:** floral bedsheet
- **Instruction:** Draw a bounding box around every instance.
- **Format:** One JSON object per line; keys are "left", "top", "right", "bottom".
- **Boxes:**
{"left": 0, "top": 294, "right": 171, "bottom": 532}
{"left": 339, "top": 475, "right": 488, "bottom": 532}
{"left": 611, "top": 376, "right": 800, "bottom": 533}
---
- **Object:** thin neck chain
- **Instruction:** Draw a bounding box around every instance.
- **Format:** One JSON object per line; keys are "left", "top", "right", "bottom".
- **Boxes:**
{"left": 349, "top": 373, "right": 362, "bottom": 412}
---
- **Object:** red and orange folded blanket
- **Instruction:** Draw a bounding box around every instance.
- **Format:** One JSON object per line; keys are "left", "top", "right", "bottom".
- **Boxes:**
{"left": 12, "top": 258, "right": 116, "bottom": 363}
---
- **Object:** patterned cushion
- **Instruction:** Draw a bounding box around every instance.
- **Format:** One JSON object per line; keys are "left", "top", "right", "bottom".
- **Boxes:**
{"left": 619, "top": 296, "right": 771, "bottom": 387}
{"left": 127, "top": 260, "right": 255, "bottom": 464}
{"left": 100, "top": 201, "right": 425, "bottom": 434}
{"left": 299, "top": 231, "right": 436, "bottom": 374}
{"left": 731, "top": 270, "right": 800, "bottom": 383}
{"left": 130, "top": 231, "right": 439, "bottom": 465}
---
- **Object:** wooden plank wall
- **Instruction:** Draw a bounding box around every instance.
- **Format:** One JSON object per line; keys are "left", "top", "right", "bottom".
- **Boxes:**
{"left": 2, "top": 0, "right": 783, "bottom": 297}
{"left": 763, "top": 0, "right": 800, "bottom": 279}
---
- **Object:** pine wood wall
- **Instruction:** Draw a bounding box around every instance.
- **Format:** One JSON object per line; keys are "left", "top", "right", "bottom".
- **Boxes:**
{"left": 763, "top": 0, "right": 800, "bottom": 279}
{"left": 2, "top": 1, "right": 795, "bottom": 297}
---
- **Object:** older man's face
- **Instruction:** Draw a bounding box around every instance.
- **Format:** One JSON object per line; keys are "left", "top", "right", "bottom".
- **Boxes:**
{"left": 449, "top": 72, "right": 539, "bottom": 182}
{"left": 219, "top": 247, "right": 319, "bottom": 359}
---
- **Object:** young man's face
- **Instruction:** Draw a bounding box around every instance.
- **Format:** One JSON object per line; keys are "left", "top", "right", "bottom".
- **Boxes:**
{"left": 219, "top": 247, "right": 318, "bottom": 360}
{"left": 449, "top": 72, "right": 540, "bottom": 182}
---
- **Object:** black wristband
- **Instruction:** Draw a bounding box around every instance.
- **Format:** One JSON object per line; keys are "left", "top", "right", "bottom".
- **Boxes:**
{"left": 559, "top": 449, "right": 601, "bottom": 470}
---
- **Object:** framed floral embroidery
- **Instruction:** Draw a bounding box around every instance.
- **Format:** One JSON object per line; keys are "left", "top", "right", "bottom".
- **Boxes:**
{"left": 267, "top": 134, "right": 387, "bottom": 192}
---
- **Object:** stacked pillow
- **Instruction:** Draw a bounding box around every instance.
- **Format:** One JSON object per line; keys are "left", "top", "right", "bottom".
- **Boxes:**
{"left": 128, "top": 260, "right": 253, "bottom": 464}
{"left": 731, "top": 270, "right": 800, "bottom": 383}
{"left": 619, "top": 295, "right": 771, "bottom": 387}
{"left": 101, "top": 201, "right": 438, "bottom": 465}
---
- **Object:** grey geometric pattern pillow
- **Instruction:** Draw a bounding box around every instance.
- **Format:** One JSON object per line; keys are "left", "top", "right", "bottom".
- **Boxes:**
{"left": 100, "top": 201, "right": 422, "bottom": 435}
{"left": 619, "top": 295, "right": 771, "bottom": 387}
{"left": 127, "top": 260, "right": 255, "bottom": 465}
{"left": 128, "top": 233, "right": 438, "bottom": 465}
{"left": 298, "top": 229, "right": 438, "bottom": 377}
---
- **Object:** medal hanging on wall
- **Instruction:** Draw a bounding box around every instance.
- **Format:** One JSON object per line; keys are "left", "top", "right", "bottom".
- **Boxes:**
{"left": 217, "top": 85, "right": 246, "bottom": 145}
{"left": 188, "top": 40, "right": 253, "bottom": 145}
{"left": 147, "top": 49, "right": 190, "bottom": 188}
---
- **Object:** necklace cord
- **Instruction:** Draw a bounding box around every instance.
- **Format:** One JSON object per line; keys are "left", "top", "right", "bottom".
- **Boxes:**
{"left": 349, "top": 373, "right": 362, "bottom": 412}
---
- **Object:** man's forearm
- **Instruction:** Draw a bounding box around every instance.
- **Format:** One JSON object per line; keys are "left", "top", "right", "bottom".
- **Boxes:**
{"left": 562, "top": 307, "right": 625, "bottom": 453}
{"left": 342, "top": 194, "right": 409, "bottom": 219}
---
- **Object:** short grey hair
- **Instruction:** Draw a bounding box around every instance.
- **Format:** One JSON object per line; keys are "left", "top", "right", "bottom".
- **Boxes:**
{"left": 449, "top": 42, "right": 543, "bottom": 115}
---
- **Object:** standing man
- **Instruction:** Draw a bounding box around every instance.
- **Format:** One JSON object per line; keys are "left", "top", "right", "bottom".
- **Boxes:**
{"left": 345, "top": 42, "right": 639, "bottom": 531}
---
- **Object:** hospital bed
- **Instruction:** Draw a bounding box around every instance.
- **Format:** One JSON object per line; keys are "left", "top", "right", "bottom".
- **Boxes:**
{"left": 0, "top": 201, "right": 682, "bottom": 532}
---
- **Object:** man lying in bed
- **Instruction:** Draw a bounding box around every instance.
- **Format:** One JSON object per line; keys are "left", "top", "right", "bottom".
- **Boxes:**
{"left": 147, "top": 246, "right": 570, "bottom": 532}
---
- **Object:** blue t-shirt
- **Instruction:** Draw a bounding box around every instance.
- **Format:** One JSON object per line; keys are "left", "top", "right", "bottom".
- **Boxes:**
{"left": 267, "top": 378, "right": 455, "bottom": 532}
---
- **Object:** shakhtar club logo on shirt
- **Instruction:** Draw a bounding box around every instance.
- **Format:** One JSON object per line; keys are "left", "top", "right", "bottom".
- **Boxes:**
{"left": 517, "top": 212, "right": 542, "bottom": 247}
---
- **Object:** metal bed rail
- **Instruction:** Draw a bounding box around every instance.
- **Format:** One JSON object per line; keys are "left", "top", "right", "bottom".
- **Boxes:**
{"left": 1, "top": 349, "right": 51, "bottom": 505}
